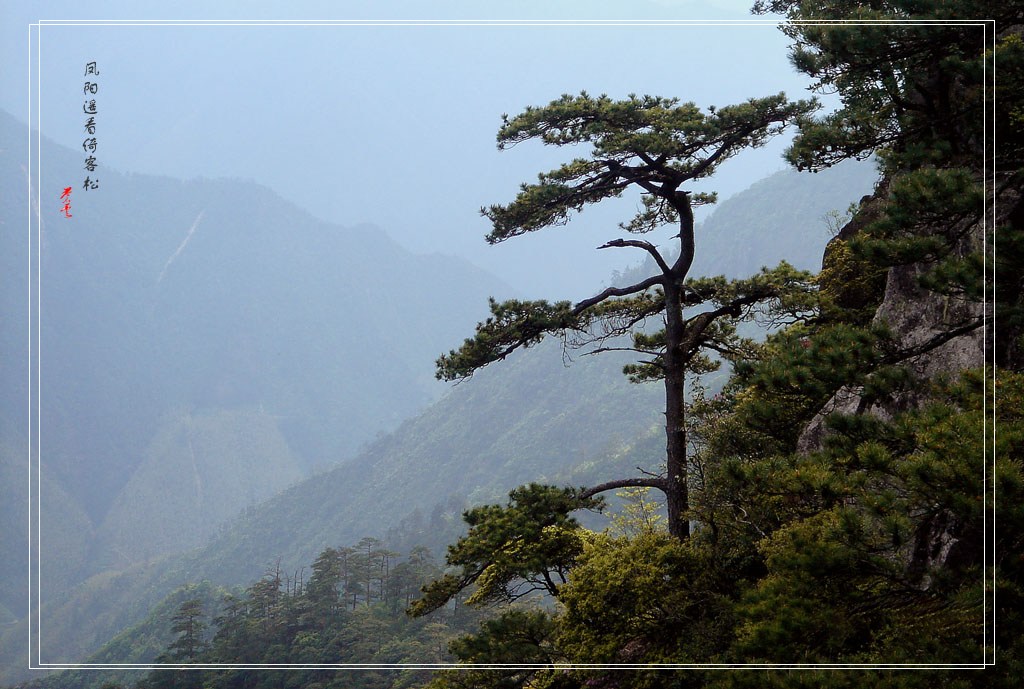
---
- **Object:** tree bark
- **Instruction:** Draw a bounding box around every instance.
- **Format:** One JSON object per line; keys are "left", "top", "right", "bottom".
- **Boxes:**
{"left": 662, "top": 279, "right": 690, "bottom": 539}
{"left": 662, "top": 191, "right": 695, "bottom": 539}
{"left": 578, "top": 477, "right": 667, "bottom": 501}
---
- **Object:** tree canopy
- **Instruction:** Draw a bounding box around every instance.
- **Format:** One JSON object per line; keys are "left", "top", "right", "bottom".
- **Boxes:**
{"left": 437, "top": 91, "right": 817, "bottom": 552}
{"left": 416, "top": 5, "right": 1018, "bottom": 687}
{"left": 126, "top": 5, "right": 1020, "bottom": 687}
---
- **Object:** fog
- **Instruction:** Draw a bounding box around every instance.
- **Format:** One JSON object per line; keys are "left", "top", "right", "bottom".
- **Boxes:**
{"left": 3, "top": 0, "right": 825, "bottom": 298}
{"left": 0, "top": 0, "right": 881, "bottom": 678}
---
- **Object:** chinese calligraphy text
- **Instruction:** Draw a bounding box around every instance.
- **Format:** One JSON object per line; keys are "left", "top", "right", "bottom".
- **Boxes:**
{"left": 82, "top": 62, "right": 100, "bottom": 193}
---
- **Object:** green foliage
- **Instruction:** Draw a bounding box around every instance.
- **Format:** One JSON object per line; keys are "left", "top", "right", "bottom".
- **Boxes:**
{"left": 484, "top": 92, "right": 815, "bottom": 242}
{"left": 616, "top": 262, "right": 817, "bottom": 385}
{"left": 991, "top": 31, "right": 1024, "bottom": 168}
{"left": 752, "top": 1, "right": 1008, "bottom": 330}
{"left": 445, "top": 89, "right": 820, "bottom": 391}
{"left": 817, "top": 235, "right": 888, "bottom": 323}
{"left": 436, "top": 298, "right": 577, "bottom": 381}
{"left": 557, "top": 532, "right": 735, "bottom": 665}
{"left": 437, "top": 257, "right": 816, "bottom": 388}
{"left": 687, "top": 262, "right": 820, "bottom": 333}
{"left": 421, "top": 361, "right": 1014, "bottom": 680}
{"left": 416, "top": 363, "right": 1018, "bottom": 688}
{"left": 410, "top": 485, "right": 601, "bottom": 617}
{"left": 754, "top": 1, "right": 1008, "bottom": 172}
{"left": 133, "top": 541, "right": 480, "bottom": 689}
{"left": 607, "top": 486, "right": 665, "bottom": 537}
{"left": 848, "top": 167, "right": 985, "bottom": 296}
{"left": 18, "top": 581, "right": 224, "bottom": 689}
{"left": 992, "top": 205, "right": 1024, "bottom": 365}
{"left": 723, "top": 368, "right": 1006, "bottom": 667}
{"left": 721, "top": 322, "right": 891, "bottom": 453}
{"left": 449, "top": 607, "right": 556, "bottom": 662}
{"left": 165, "top": 595, "right": 207, "bottom": 661}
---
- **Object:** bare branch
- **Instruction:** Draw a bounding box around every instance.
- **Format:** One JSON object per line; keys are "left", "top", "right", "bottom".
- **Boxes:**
{"left": 880, "top": 316, "right": 985, "bottom": 365}
{"left": 573, "top": 275, "right": 664, "bottom": 313}
{"left": 700, "top": 340, "right": 753, "bottom": 360}
{"left": 578, "top": 477, "right": 668, "bottom": 501}
{"left": 688, "top": 132, "right": 746, "bottom": 180}
{"left": 636, "top": 151, "right": 669, "bottom": 172}
{"left": 504, "top": 581, "right": 554, "bottom": 604}
{"left": 541, "top": 571, "right": 560, "bottom": 597}
{"left": 604, "top": 160, "right": 664, "bottom": 195}
{"left": 583, "top": 347, "right": 660, "bottom": 358}
{"left": 597, "top": 238, "right": 672, "bottom": 275}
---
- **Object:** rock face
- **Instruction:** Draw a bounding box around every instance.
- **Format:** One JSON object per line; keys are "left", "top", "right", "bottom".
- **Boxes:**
{"left": 797, "top": 174, "right": 1017, "bottom": 453}
{"left": 797, "top": 260, "right": 987, "bottom": 455}
{"left": 796, "top": 171, "right": 1021, "bottom": 588}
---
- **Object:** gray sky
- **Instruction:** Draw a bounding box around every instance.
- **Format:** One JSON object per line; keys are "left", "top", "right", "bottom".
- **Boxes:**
{"left": 3, "top": 0, "right": 827, "bottom": 298}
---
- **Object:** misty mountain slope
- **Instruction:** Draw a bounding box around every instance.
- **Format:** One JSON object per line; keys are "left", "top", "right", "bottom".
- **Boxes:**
{"left": 0, "top": 119, "right": 878, "bottom": 680}
{"left": 174, "top": 339, "right": 664, "bottom": 586}
{"left": 0, "top": 109, "right": 515, "bottom": 598}
{"left": 0, "top": 340, "right": 664, "bottom": 681}
{"left": 13, "top": 430, "right": 671, "bottom": 689}
{"left": 0, "top": 557, "right": 176, "bottom": 672}
{"left": 0, "top": 428, "right": 95, "bottom": 619}
{"left": 86, "top": 407, "right": 306, "bottom": 575}
{"left": 691, "top": 158, "right": 878, "bottom": 277}
{"left": 30, "top": 158, "right": 514, "bottom": 516}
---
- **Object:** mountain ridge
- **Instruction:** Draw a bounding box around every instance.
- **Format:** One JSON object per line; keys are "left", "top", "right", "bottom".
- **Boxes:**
{"left": 0, "top": 108, "right": 517, "bottom": 625}
{"left": 0, "top": 108, "right": 878, "bottom": 682}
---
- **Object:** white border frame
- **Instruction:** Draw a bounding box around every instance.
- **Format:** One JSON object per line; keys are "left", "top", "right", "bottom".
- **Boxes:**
{"left": 25, "top": 17, "right": 996, "bottom": 673}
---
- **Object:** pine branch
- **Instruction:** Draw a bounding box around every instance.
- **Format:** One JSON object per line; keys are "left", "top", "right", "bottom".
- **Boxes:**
{"left": 572, "top": 275, "right": 665, "bottom": 314}
{"left": 597, "top": 238, "right": 672, "bottom": 274}
{"left": 578, "top": 477, "right": 668, "bottom": 501}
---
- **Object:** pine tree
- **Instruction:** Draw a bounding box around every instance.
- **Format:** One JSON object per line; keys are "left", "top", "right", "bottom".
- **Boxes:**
{"left": 437, "top": 91, "right": 818, "bottom": 543}
{"left": 167, "top": 596, "right": 206, "bottom": 662}
{"left": 419, "top": 5, "right": 1021, "bottom": 685}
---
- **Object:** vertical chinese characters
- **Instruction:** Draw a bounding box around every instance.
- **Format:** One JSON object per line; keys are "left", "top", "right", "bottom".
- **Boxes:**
{"left": 82, "top": 61, "right": 100, "bottom": 191}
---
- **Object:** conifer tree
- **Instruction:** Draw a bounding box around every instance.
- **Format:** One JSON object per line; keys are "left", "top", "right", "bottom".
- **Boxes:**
{"left": 167, "top": 596, "right": 206, "bottom": 662}
{"left": 754, "top": 0, "right": 1015, "bottom": 341}
{"left": 417, "top": 5, "right": 1020, "bottom": 684}
{"left": 436, "top": 91, "right": 818, "bottom": 544}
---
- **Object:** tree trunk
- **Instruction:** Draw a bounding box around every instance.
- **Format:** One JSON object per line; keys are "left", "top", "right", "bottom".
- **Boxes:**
{"left": 661, "top": 191, "right": 695, "bottom": 539}
{"left": 662, "top": 278, "right": 690, "bottom": 539}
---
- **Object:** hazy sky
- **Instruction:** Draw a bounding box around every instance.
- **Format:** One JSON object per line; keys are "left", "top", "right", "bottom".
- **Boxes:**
{"left": 3, "top": 0, "right": 830, "bottom": 298}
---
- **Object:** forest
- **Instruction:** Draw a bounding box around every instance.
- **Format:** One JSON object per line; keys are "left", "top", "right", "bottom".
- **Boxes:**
{"left": 11, "top": 1, "right": 1022, "bottom": 688}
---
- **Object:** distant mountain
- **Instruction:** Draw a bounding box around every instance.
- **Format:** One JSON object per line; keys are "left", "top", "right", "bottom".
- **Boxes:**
{"left": 4, "top": 339, "right": 667, "bottom": 684}
{"left": 692, "top": 158, "right": 878, "bottom": 277}
{"left": 0, "top": 110, "right": 514, "bottom": 621}
{"left": 166, "top": 338, "right": 665, "bottom": 586}
{"left": 87, "top": 407, "right": 305, "bottom": 574}
{"left": 0, "top": 110, "right": 878, "bottom": 683}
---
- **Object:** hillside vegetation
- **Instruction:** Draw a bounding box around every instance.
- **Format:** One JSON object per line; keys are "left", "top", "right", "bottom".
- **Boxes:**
{"left": 11, "top": 5, "right": 1011, "bottom": 680}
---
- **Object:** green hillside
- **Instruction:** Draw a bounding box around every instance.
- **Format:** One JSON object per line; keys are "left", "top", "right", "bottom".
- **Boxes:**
{"left": 0, "top": 109, "right": 515, "bottom": 626}
{"left": 0, "top": 152, "right": 878, "bottom": 685}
